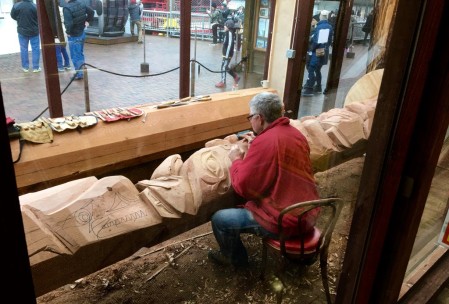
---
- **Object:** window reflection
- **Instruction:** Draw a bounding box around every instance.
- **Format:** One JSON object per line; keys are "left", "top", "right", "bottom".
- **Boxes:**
{"left": 401, "top": 129, "right": 449, "bottom": 297}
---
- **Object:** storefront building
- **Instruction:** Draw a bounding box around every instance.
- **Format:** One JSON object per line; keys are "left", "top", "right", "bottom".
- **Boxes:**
{"left": 1, "top": 0, "right": 448, "bottom": 302}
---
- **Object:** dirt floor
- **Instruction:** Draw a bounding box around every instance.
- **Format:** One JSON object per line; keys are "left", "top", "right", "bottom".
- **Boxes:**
{"left": 36, "top": 157, "right": 364, "bottom": 304}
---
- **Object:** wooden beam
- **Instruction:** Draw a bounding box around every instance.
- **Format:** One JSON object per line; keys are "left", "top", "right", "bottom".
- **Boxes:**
{"left": 262, "top": 0, "right": 275, "bottom": 80}
{"left": 179, "top": 0, "right": 191, "bottom": 98}
{"left": 11, "top": 88, "right": 269, "bottom": 194}
{"left": 336, "top": 0, "right": 448, "bottom": 303}
{"left": 26, "top": 192, "right": 236, "bottom": 297}
{"left": 282, "top": 0, "right": 314, "bottom": 119}
{"left": 37, "top": 0, "right": 63, "bottom": 118}
{"left": 325, "top": 0, "right": 354, "bottom": 97}
{"left": 398, "top": 249, "right": 449, "bottom": 303}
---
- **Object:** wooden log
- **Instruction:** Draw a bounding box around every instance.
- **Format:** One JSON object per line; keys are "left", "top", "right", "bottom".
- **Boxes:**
{"left": 12, "top": 88, "right": 270, "bottom": 195}
{"left": 26, "top": 190, "right": 236, "bottom": 297}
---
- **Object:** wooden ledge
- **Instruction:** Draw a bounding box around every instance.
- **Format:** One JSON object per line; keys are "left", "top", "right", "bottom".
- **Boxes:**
{"left": 12, "top": 88, "right": 273, "bottom": 195}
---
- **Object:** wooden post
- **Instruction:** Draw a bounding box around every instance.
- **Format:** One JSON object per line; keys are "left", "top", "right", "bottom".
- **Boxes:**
{"left": 83, "top": 65, "right": 90, "bottom": 113}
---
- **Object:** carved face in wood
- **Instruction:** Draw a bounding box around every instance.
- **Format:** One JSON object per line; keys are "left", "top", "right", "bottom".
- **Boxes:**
{"left": 139, "top": 145, "right": 233, "bottom": 217}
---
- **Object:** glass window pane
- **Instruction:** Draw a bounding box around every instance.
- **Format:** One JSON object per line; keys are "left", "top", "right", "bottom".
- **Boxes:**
{"left": 400, "top": 130, "right": 449, "bottom": 297}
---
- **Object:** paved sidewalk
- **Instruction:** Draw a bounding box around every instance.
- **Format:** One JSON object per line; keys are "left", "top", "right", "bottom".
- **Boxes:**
{"left": 1, "top": 13, "right": 369, "bottom": 124}
{"left": 1, "top": 33, "right": 258, "bottom": 123}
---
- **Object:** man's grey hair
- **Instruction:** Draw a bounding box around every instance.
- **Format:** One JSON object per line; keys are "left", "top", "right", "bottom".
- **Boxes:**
{"left": 249, "top": 92, "right": 284, "bottom": 123}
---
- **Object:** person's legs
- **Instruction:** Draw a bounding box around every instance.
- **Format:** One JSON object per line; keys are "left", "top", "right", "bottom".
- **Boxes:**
{"left": 68, "top": 32, "right": 86, "bottom": 78}
{"left": 211, "top": 24, "right": 218, "bottom": 44}
{"left": 55, "top": 45, "right": 64, "bottom": 70}
{"left": 210, "top": 208, "right": 273, "bottom": 266}
{"left": 30, "top": 34, "right": 40, "bottom": 71}
{"left": 18, "top": 33, "right": 30, "bottom": 71}
{"left": 68, "top": 36, "right": 79, "bottom": 76}
{"left": 302, "top": 56, "right": 317, "bottom": 96}
{"left": 136, "top": 20, "right": 143, "bottom": 43}
{"left": 345, "top": 38, "right": 351, "bottom": 50}
{"left": 314, "top": 61, "right": 323, "bottom": 93}
{"left": 226, "top": 59, "right": 239, "bottom": 88}
{"left": 363, "top": 31, "right": 370, "bottom": 46}
{"left": 222, "top": 58, "right": 231, "bottom": 83}
{"left": 61, "top": 46, "right": 71, "bottom": 68}
{"left": 215, "top": 58, "right": 227, "bottom": 87}
{"left": 130, "top": 20, "right": 135, "bottom": 35}
{"left": 218, "top": 25, "right": 224, "bottom": 42}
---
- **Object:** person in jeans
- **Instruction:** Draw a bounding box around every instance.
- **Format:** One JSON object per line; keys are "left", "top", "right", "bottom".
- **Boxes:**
{"left": 56, "top": 1, "right": 71, "bottom": 72}
{"left": 10, "top": 0, "right": 41, "bottom": 73}
{"left": 128, "top": 0, "right": 143, "bottom": 44}
{"left": 301, "top": 10, "right": 333, "bottom": 97}
{"left": 55, "top": 44, "right": 71, "bottom": 72}
{"left": 63, "top": 0, "right": 94, "bottom": 80}
{"left": 208, "top": 92, "right": 319, "bottom": 267}
{"left": 215, "top": 19, "right": 240, "bottom": 89}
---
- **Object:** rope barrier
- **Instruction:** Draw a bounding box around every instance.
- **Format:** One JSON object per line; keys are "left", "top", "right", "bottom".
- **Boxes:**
{"left": 32, "top": 56, "right": 248, "bottom": 122}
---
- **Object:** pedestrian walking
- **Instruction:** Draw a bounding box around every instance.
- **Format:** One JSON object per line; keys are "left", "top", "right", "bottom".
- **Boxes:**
{"left": 55, "top": 44, "right": 71, "bottom": 72}
{"left": 362, "top": 11, "right": 373, "bottom": 46}
{"left": 215, "top": 19, "right": 240, "bottom": 89}
{"left": 207, "top": 2, "right": 221, "bottom": 45}
{"left": 128, "top": 0, "right": 143, "bottom": 44}
{"left": 218, "top": 2, "right": 230, "bottom": 43}
{"left": 301, "top": 10, "right": 333, "bottom": 97}
{"left": 63, "top": 0, "right": 94, "bottom": 80}
{"left": 56, "top": 0, "right": 71, "bottom": 72}
{"left": 10, "top": 0, "right": 41, "bottom": 73}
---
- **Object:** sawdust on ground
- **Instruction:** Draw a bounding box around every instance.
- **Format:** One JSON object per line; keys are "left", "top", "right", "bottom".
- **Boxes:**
{"left": 36, "top": 157, "right": 364, "bottom": 304}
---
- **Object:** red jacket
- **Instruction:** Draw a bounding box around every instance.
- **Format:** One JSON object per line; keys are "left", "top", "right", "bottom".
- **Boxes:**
{"left": 230, "top": 117, "right": 319, "bottom": 235}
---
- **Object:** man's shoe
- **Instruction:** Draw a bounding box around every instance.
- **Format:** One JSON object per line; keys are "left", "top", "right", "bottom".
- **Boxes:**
{"left": 232, "top": 76, "right": 240, "bottom": 90}
{"left": 64, "top": 65, "right": 72, "bottom": 70}
{"left": 137, "top": 41, "right": 143, "bottom": 44}
{"left": 74, "top": 73, "right": 83, "bottom": 80}
{"left": 32, "top": 68, "right": 41, "bottom": 73}
{"left": 208, "top": 250, "right": 249, "bottom": 267}
{"left": 22, "top": 68, "right": 29, "bottom": 73}
{"left": 58, "top": 68, "right": 65, "bottom": 72}
{"left": 208, "top": 250, "right": 232, "bottom": 266}
{"left": 215, "top": 81, "right": 225, "bottom": 88}
{"left": 301, "top": 87, "right": 314, "bottom": 97}
{"left": 313, "top": 85, "right": 322, "bottom": 94}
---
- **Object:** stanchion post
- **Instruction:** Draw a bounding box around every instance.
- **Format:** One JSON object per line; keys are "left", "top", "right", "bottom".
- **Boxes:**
{"left": 190, "top": 26, "right": 197, "bottom": 97}
{"left": 83, "top": 65, "right": 90, "bottom": 113}
{"left": 141, "top": 26, "right": 149, "bottom": 73}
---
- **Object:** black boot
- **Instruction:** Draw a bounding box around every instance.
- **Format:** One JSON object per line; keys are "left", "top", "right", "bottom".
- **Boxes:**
{"left": 301, "top": 87, "right": 314, "bottom": 97}
{"left": 313, "top": 85, "right": 322, "bottom": 94}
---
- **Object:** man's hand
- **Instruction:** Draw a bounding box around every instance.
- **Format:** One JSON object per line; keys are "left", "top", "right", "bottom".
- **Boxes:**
{"left": 239, "top": 132, "right": 255, "bottom": 143}
{"left": 228, "top": 144, "right": 245, "bottom": 161}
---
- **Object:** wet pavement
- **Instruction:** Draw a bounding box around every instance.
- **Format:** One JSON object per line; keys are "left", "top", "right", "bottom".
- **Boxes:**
{"left": 1, "top": 12, "right": 368, "bottom": 123}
